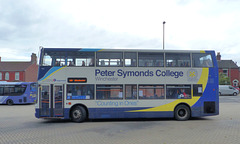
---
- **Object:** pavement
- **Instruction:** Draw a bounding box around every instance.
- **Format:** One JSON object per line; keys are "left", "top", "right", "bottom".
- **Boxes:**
{"left": 0, "top": 96, "right": 240, "bottom": 144}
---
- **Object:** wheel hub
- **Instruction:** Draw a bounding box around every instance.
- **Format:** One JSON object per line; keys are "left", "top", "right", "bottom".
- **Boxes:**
{"left": 73, "top": 110, "right": 82, "bottom": 119}
{"left": 178, "top": 109, "right": 186, "bottom": 117}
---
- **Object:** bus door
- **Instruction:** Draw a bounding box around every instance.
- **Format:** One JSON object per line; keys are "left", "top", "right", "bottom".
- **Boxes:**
{"left": 39, "top": 85, "right": 50, "bottom": 117}
{"left": 53, "top": 84, "right": 64, "bottom": 117}
{"left": 39, "top": 84, "right": 64, "bottom": 117}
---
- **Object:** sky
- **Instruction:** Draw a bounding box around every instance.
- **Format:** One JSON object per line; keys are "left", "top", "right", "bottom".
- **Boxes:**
{"left": 0, "top": 0, "right": 240, "bottom": 65}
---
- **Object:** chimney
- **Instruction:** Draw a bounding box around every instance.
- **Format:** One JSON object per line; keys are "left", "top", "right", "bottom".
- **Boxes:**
{"left": 31, "top": 53, "right": 37, "bottom": 64}
{"left": 217, "top": 52, "right": 221, "bottom": 61}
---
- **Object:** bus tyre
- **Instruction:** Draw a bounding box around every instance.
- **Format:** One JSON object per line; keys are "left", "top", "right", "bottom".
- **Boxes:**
{"left": 174, "top": 105, "right": 190, "bottom": 121}
{"left": 6, "top": 99, "right": 13, "bottom": 106}
{"left": 71, "top": 106, "right": 87, "bottom": 123}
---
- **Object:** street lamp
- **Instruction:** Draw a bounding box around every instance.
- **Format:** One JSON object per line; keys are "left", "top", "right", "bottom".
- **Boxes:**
{"left": 163, "top": 21, "right": 166, "bottom": 50}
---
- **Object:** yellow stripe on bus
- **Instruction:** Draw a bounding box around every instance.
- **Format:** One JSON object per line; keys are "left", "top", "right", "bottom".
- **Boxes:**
{"left": 198, "top": 68, "right": 209, "bottom": 92}
{"left": 127, "top": 68, "right": 209, "bottom": 112}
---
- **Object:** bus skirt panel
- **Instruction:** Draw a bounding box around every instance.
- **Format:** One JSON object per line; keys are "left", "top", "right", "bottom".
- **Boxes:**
{"left": 88, "top": 108, "right": 174, "bottom": 119}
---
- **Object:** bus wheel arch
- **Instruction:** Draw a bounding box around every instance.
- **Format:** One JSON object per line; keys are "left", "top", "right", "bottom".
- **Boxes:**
{"left": 70, "top": 104, "right": 88, "bottom": 123}
{"left": 174, "top": 103, "right": 191, "bottom": 121}
{"left": 6, "top": 99, "right": 14, "bottom": 106}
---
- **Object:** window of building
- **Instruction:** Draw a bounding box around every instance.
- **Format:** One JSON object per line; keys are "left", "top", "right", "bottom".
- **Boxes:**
{"left": 138, "top": 52, "right": 164, "bottom": 67}
{"left": 5, "top": 72, "right": 9, "bottom": 80}
{"left": 15, "top": 72, "right": 19, "bottom": 80}
{"left": 166, "top": 85, "right": 191, "bottom": 99}
{"left": 125, "top": 85, "right": 137, "bottom": 99}
{"left": 67, "top": 85, "right": 94, "bottom": 100}
{"left": 0, "top": 72, "right": 2, "bottom": 80}
{"left": 222, "top": 69, "right": 228, "bottom": 77}
{"left": 166, "top": 53, "right": 191, "bottom": 67}
{"left": 138, "top": 85, "right": 164, "bottom": 99}
{"left": 192, "top": 53, "right": 213, "bottom": 67}
{"left": 124, "top": 52, "right": 137, "bottom": 67}
{"left": 96, "top": 85, "right": 123, "bottom": 99}
{"left": 97, "top": 52, "right": 123, "bottom": 67}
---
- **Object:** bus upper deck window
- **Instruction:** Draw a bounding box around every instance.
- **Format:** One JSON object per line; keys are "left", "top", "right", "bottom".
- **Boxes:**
{"left": 138, "top": 52, "right": 164, "bottom": 67}
{"left": 42, "top": 55, "right": 52, "bottom": 66}
{"left": 68, "top": 52, "right": 94, "bottom": 67}
{"left": 165, "top": 53, "right": 190, "bottom": 67}
{"left": 193, "top": 53, "right": 213, "bottom": 67}
{"left": 97, "top": 52, "right": 123, "bottom": 67}
{"left": 67, "top": 58, "right": 75, "bottom": 66}
{"left": 55, "top": 58, "right": 66, "bottom": 66}
{"left": 124, "top": 52, "right": 137, "bottom": 67}
{"left": 42, "top": 51, "right": 68, "bottom": 66}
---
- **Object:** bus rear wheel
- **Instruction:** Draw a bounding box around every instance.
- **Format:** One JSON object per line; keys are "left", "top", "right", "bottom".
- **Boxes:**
{"left": 174, "top": 105, "right": 190, "bottom": 121}
{"left": 71, "top": 106, "right": 87, "bottom": 123}
{"left": 6, "top": 99, "right": 13, "bottom": 106}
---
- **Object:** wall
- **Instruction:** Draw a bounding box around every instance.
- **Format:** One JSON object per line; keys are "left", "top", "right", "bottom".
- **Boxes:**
{"left": 219, "top": 68, "right": 239, "bottom": 86}
{"left": 25, "top": 63, "right": 38, "bottom": 82}
{"left": 0, "top": 71, "right": 24, "bottom": 82}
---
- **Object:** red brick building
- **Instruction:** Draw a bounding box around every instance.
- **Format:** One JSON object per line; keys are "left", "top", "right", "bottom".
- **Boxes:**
{"left": 0, "top": 53, "right": 38, "bottom": 82}
{"left": 217, "top": 52, "right": 239, "bottom": 87}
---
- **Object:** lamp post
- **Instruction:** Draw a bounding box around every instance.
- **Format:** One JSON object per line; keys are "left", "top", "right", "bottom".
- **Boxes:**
{"left": 163, "top": 21, "right": 166, "bottom": 50}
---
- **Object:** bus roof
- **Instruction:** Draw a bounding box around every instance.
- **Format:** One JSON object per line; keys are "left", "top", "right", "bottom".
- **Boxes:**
{"left": 40, "top": 47, "right": 215, "bottom": 53}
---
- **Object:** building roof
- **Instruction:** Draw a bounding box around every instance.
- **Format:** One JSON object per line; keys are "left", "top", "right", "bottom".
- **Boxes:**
{"left": 0, "top": 62, "right": 33, "bottom": 71}
{"left": 217, "top": 60, "right": 239, "bottom": 69}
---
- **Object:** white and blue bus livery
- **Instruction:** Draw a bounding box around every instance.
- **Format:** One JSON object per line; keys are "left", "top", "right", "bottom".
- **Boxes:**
{"left": 35, "top": 48, "right": 219, "bottom": 122}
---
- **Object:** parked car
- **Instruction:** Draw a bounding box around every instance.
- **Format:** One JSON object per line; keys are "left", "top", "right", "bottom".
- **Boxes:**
{"left": 219, "top": 85, "right": 239, "bottom": 96}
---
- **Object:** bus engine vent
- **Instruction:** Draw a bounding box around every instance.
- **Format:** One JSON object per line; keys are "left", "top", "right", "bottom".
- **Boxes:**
{"left": 204, "top": 102, "right": 215, "bottom": 113}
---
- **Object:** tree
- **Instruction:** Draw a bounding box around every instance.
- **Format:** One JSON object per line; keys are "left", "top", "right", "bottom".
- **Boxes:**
{"left": 219, "top": 72, "right": 230, "bottom": 85}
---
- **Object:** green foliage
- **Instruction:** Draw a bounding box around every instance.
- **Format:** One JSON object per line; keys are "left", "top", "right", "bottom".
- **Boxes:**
{"left": 219, "top": 72, "right": 230, "bottom": 85}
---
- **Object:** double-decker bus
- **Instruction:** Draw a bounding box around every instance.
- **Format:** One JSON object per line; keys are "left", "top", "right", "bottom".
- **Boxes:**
{"left": 0, "top": 82, "right": 37, "bottom": 105}
{"left": 35, "top": 47, "right": 219, "bottom": 122}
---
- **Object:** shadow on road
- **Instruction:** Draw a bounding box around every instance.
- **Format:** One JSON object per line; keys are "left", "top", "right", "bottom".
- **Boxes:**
{"left": 38, "top": 117, "right": 211, "bottom": 124}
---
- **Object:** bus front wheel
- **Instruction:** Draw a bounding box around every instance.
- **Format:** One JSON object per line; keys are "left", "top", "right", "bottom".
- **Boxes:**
{"left": 6, "top": 99, "right": 13, "bottom": 106}
{"left": 71, "top": 106, "right": 87, "bottom": 123}
{"left": 174, "top": 105, "right": 190, "bottom": 121}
